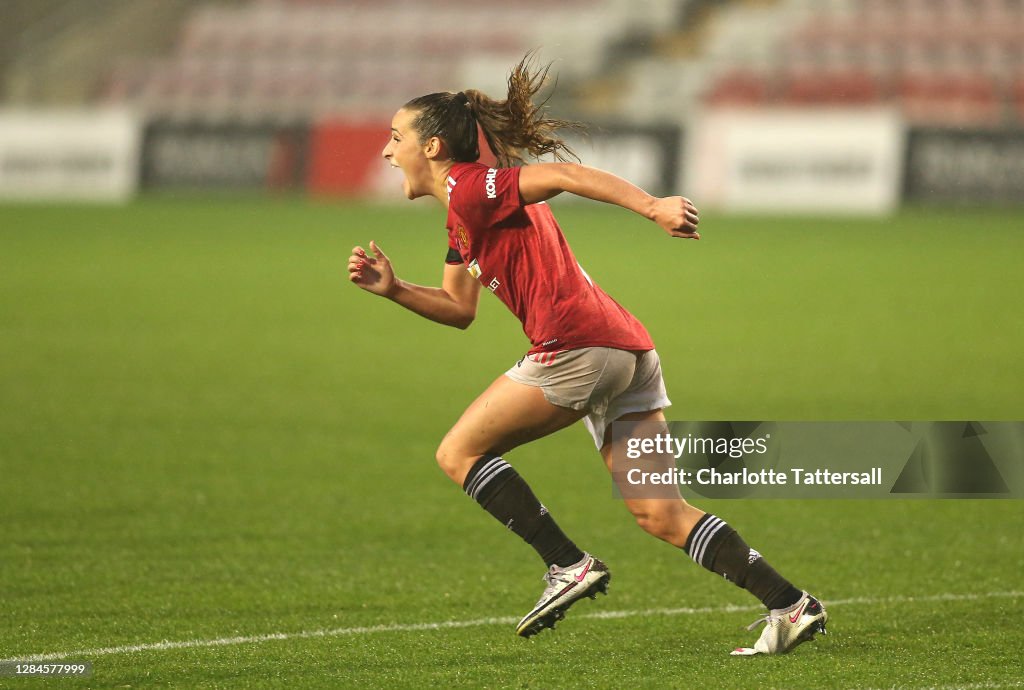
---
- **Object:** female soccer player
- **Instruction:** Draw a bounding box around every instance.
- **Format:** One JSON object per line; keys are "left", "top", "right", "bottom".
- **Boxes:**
{"left": 347, "top": 55, "right": 827, "bottom": 655}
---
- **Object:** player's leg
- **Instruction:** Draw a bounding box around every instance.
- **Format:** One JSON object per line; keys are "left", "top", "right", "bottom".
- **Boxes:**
{"left": 598, "top": 409, "right": 704, "bottom": 546}
{"left": 592, "top": 345, "right": 829, "bottom": 654}
{"left": 436, "top": 372, "right": 585, "bottom": 485}
{"left": 436, "top": 372, "right": 591, "bottom": 570}
{"left": 437, "top": 350, "right": 631, "bottom": 636}
{"left": 601, "top": 408, "right": 802, "bottom": 608}
{"left": 599, "top": 409, "right": 827, "bottom": 654}
{"left": 437, "top": 347, "right": 640, "bottom": 566}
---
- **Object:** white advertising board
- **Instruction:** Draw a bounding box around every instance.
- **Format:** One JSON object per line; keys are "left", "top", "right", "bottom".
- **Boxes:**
{"left": 686, "top": 108, "right": 904, "bottom": 214}
{"left": 0, "top": 109, "right": 141, "bottom": 201}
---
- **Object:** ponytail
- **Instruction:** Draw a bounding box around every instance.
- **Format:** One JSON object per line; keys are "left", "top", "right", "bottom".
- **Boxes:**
{"left": 404, "top": 52, "right": 583, "bottom": 168}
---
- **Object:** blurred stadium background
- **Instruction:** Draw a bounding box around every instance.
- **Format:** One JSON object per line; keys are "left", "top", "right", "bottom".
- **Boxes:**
{"left": 3, "top": 2, "right": 1024, "bottom": 687}
{"left": 2, "top": 0, "right": 1024, "bottom": 206}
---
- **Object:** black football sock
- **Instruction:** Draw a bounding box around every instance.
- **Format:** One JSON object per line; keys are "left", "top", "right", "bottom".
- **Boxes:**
{"left": 462, "top": 454, "right": 584, "bottom": 568}
{"left": 683, "top": 513, "right": 803, "bottom": 611}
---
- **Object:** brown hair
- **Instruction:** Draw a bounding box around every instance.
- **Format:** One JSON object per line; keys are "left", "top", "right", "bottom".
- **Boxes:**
{"left": 403, "top": 52, "right": 583, "bottom": 168}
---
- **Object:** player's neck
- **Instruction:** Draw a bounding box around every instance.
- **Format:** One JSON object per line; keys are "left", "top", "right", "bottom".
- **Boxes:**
{"left": 430, "top": 159, "right": 456, "bottom": 207}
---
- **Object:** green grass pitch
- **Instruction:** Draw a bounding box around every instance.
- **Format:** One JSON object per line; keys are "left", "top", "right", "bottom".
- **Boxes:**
{"left": 1, "top": 198, "right": 1023, "bottom": 688}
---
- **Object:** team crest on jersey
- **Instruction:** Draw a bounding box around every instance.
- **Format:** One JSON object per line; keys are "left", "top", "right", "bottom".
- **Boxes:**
{"left": 467, "top": 259, "right": 482, "bottom": 278}
{"left": 455, "top": 224, "right": 469, "bottom": 251}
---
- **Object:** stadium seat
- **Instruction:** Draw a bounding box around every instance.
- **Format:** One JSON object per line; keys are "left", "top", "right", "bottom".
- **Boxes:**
{"left": 1013, "top": 74, "right": 1024, "bottom": 122}
{"left": 780, "top": 70, "right": 880, "bottom": 105}
{"left": 96, "top": 0, "right": 1023, "bottom": 127}
{"left": 703, "top": 70, "right": 771, "bottom": 106}
{"left": 897, "top": 72, "right": 1001, "bottom": 125}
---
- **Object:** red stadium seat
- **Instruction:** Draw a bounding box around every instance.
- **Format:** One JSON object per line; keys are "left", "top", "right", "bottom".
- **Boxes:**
{"left": 780, "top": 70, "right": 881, "bottom": 105}
{"left": 703, "top": 70, "right": 771, "bottom": 106}
{"left": 1012, "top": 74, "right": 1024, "bottom": 122}
{"left": 897, "top": 72, "right": 1001, "bottom": 125}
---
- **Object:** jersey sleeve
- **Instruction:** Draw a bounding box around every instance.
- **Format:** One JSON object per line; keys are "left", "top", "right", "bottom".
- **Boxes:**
{"left": 450, "top": 166, "right": 523, "bottom": 229}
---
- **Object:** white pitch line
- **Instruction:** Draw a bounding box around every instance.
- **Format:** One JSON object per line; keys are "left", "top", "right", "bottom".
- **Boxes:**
{"left": 2, "top": 590, "right": 1021, "bottom": 664}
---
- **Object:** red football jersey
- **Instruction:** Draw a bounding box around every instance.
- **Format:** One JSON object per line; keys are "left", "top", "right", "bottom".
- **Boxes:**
{"left": 445, "top": 162, "right": 654, "bottom": 355}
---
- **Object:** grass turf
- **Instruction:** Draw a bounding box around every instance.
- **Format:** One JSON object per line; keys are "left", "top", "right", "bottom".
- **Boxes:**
{"left": 1, "top": 198, "right": 1022, "bottom": 688}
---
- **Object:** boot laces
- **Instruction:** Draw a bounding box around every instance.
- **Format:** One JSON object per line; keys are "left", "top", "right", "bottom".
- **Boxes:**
{"left": 745, "top": 613, "right": 773, "bottom": 632}
{"left": 538, "top": 565, "right": 573, "bottom": 600}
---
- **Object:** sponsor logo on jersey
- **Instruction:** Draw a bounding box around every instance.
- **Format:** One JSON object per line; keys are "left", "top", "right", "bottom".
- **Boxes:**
{"left": 485, "top": 168, "right": 498, "bottom": 199}
{"left": 487, "top": 277, "right": 501, "bottom": 292}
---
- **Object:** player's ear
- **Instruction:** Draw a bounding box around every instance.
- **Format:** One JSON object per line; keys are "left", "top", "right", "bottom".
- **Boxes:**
{"left": 423, "top": 136, "right": 446, "bottom": 161}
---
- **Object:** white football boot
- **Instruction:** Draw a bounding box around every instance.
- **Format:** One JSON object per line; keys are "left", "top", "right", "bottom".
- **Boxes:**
{"left": 731, "top": 591, "right": 828, "bottom": 655}
{"left": 515, "top": 553, "right": 610, "bottom": 637}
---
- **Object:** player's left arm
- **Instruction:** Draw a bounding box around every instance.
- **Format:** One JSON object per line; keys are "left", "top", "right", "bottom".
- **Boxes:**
{"left": 518, "top": 162, "right": 700, "bottom": 239}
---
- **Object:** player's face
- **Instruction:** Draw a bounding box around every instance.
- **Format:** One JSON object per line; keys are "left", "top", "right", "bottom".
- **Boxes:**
{"left": 382, "top": 108, "right": 432, "bottom": 200}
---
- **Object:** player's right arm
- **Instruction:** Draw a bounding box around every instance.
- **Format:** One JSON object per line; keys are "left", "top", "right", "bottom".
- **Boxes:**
{"left": 518, "top": 163, "right": 700, "bottom": 239}
{"left": 348, "top": 241, "right": 480, "bottom": 329}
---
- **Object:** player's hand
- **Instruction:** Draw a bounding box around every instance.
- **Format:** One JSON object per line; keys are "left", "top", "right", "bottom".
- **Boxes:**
{"left": 347, "top": 241, "right": 397, "bottom": 297}
{"left": 651, "top": 196, "right": 700, "bottom": 239}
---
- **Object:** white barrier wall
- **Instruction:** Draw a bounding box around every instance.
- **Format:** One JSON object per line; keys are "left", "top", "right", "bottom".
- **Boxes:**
{"left": 685, "top": 108, "right": 905, "bottom": 214}
{"left": 0, "top": 109, "right": 141, "bottom": 202}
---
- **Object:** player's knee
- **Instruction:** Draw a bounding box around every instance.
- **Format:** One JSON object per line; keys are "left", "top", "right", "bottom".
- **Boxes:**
{"left": 435, "top": 438, "right": 471, "bottom": 484}
{"left": 434, "top": 441, "right": 457, "bottom": 478}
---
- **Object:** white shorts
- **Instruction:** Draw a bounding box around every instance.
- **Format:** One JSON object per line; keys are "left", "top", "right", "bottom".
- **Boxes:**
{"left": 504, "top": 347, "right": 672, "bottom": 450}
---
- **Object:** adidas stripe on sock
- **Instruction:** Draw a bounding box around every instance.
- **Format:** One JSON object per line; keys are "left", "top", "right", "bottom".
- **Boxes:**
{"left": 686, "top": 514, "right": 728, "bottom": 570}
{"left": 464, "top": 455, "right": 512, "bottom": 502}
